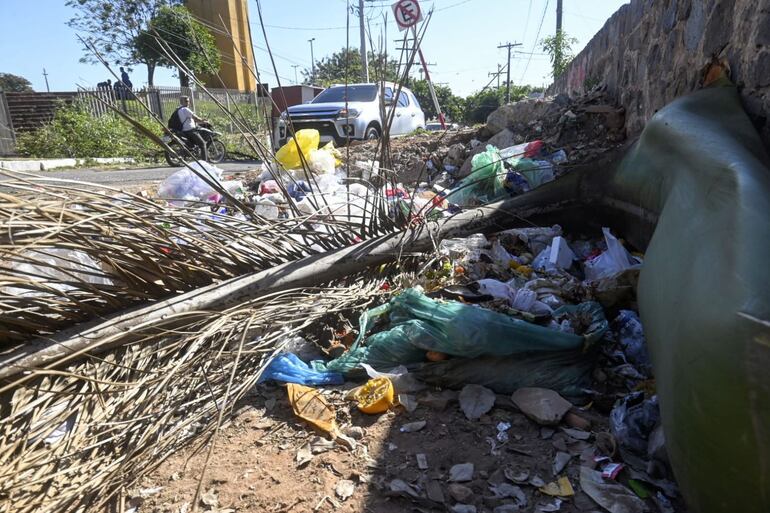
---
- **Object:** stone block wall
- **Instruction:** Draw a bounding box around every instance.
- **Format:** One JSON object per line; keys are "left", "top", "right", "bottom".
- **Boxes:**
{"left": 549, "top": 0, "right": 770, "bottom": 148}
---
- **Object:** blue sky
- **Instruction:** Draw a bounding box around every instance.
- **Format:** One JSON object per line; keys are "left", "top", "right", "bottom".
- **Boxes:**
{"left": 0, "top": 0, "right": 628, "bottom": 96}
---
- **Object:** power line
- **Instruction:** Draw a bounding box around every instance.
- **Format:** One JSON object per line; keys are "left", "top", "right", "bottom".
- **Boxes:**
{"left": 518, "top": 0, "right": 549, "bottom": 85}
{"left": 182, "top": 11, "right": 311, "bottom": 67}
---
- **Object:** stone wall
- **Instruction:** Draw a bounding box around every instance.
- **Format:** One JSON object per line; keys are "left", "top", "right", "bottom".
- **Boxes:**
{"left": 549, "top": 0, "right": 770, "bottom": 148}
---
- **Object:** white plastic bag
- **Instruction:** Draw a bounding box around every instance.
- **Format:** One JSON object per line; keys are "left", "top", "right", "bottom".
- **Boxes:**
{"left": 583, "top": 227, "right": 642, "bottom": 281}
{"left": 532, "top": 236, "right": 575, "bottom": 271}
{"left": 510, "top": 288, "right": 553, "bottom": 316}
{"left": 254, "top": 197, "right": 279, "bottom": 219}
{"left": 307, "top": 148, "right": 336, "bottom": 174}
{"left": 476, "top": 278, "right": 515, "bottom": 302}
{"left": 360, "top": 363, "right": 425, "bottom": 393}
{"left": 3, "top": 248, "right": 113, "bottom": 298}
{"left": 490, "top": 240, "right": 518, "bottom": 267}
{"left": 158, "top": 162, "right": 224, "bottom": 207}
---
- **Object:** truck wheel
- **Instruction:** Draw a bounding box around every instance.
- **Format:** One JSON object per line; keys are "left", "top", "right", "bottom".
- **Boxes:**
{"left": 365, "top": 125, "right": 380, "bottom": 140}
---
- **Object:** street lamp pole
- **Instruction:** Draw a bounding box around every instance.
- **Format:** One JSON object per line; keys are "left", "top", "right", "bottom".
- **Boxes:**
{"left": 308, "top": 38, "right": 316, "bottom": 85}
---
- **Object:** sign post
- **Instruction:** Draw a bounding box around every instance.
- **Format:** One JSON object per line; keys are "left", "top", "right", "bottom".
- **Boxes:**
{"left": 391, "top": 0, "right": 445, "bottom": 129}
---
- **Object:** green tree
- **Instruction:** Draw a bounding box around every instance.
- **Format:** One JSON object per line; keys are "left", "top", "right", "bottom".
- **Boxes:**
{"left": 0, "top": 73, "right": 33, "bottom": 92}
{"left": 463, "top": 85, "right": 534, "bottom": 124}
{"left": 541, "top": 31, "right": 579, "bottom": 80}
{"left": 406, "top": 79, "right": 464, "bottom": 122}
{"left": 303, "top": 48, "right": 398, "bottom": 87}
{"left": 66, "top": 0, "right": 181, "bottom": 86}
{"left": 134, "top": 5, "right": 220, "bottom": 88}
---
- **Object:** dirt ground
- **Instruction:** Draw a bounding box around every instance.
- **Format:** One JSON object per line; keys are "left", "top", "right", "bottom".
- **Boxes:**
{"left": 140, "top": 381, "right": 614, "bottom": 513}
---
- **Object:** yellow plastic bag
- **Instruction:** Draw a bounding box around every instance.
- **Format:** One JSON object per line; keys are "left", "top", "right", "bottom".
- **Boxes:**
{"left": 275, "top": 129, "right": 320, "bottom": 169}
{"left": 287, "top": 383, "right": 337, "bottom": 434}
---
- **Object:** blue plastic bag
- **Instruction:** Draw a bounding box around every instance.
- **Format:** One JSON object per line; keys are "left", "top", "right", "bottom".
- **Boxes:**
{"left": 260, "top": 352, "right": 344, "bottom": 385}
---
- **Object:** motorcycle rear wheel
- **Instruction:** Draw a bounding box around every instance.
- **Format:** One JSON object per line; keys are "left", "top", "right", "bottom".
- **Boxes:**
{"left": 207, "top": 140, "right": 226, "bottom": 164}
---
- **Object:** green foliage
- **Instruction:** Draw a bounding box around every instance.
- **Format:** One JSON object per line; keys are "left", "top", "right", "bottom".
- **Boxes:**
{"left": 16, "top": 102, "right": 162, "bottom": 161}
{"left": 463, "top": 85, "right": 534, "bottom": 124}
{"left": 541, "top": 30, "right": 579, "bottom": 79}
{"left": 303, "top": 48, "right": 399, "bottom": 87}
{"left": 134, "top": 5, "right": 220, "bottom": 87}
{"left": 406, "top": 79, "right": 465, "bottom": 122}
{"left": 66, "top": 0, "right": 181, "bottom": 85}
{"left": 195, "top": 101, "right": 267, "bottom": 134}
{"left": 0, "top": 73, "right": 34, "bottom": 92}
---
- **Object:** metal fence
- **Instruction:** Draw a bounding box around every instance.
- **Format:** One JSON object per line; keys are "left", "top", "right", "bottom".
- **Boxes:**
{"left": 77, "top": 86, "right": 270, "bottom": 134}
{"left": 0, "top": 92, "right": 16, "bottom": 156}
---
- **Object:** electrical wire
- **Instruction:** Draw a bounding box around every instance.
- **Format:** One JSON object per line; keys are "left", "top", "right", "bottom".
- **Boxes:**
{"left": 518, "top": 0, "right": 549, "bottom": 85}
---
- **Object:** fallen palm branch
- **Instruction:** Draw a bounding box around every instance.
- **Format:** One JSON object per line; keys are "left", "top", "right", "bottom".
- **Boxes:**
{"left": 0, "top": 169, "right": 382, "bottom": 345}
{"left": 0, "top": 276, "right": 393, "bottom": 513}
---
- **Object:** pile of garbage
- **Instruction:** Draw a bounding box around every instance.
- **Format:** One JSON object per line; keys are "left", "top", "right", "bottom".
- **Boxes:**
{"left": 156, "top": 130, "right": 576, "bottom": 228}
{"left": 249, "top": 222, "right": 683, "bottom": 513}
{"left": 470, "top": 85, "right": 626, "bottom": 176}
{"left": 324, "top": 86, "right": 624, "bottom": 200}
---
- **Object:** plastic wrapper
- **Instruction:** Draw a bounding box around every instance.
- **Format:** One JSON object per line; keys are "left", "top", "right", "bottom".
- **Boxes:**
{"left": 610, "top": 392, "right": 661, "bottom": 472}
{"left": 614, "top": 310, "right": 652, "bottom": 375}
{"left": 3, "top": 248, "right": 113, "bottom": 298}
{"left": 157, "top": 161, "right": 223, "bottom": 207}
{"left": 254, "top": 198, "right": 279, "bottom": 219}
{"left": 584, "top": 227, "right": 642, "bottom": 280}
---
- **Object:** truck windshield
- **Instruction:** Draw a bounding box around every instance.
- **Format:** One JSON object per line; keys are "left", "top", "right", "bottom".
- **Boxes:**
{"left": 312, "top": 85, "right": 378, "bottom": 103}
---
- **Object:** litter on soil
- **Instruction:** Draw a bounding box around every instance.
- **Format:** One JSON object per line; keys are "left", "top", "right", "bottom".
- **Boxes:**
{"left": 142, "top": 217, "right": 683, "bottom": 513}
{"left": 102, "top": 89, "right": 678, "bottom": 513}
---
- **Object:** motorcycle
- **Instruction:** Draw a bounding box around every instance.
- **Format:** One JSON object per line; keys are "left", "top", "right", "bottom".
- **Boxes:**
{"left": 162, "top": 121, "right": 226, "bottom": 166}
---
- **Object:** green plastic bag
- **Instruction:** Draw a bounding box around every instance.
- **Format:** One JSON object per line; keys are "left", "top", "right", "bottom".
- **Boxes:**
{"left": 447, "top": 145, "right": 507, "bottom": 206}
{"left": 317, "top": 288, "right": 607, "bottom": 375}
{"left": 414, "top": 350, "right": 597, "bottom": 399}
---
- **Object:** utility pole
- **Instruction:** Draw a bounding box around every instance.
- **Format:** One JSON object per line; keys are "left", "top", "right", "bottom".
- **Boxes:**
{"left": 488, "top": 64, "right": 502, "bottom": 89}
{"left": 417, "top": 63, "right": 436, "bottom": 81}
{"left": 394, "top": 39, "right": 435, "bottom": 82}
{"left": 556, "top": 0, "right": 563, "bottom": 73}
{"left": 292, "top": 64, "right": 300, "bottom": 84}
{"left": 497, "top": 42, "right": 522, "bottom": 103}
{"left": 358, "top": 0, "right": 369, "bottom": 82}
{"left": 308, "top": 38, "right": 316, "bottom": 85}
{"left": 42, "top": 68, "right": 50, "bottom": 92}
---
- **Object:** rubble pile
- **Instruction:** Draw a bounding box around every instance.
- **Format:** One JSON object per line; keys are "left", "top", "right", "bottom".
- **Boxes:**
{"left": 467, "top": 86, "right": 626, "bottom": 176}
{"left": 291, "top": 86, "right": 627, "bottom": 202}
{"left": 141, "top": 222, "right": 684, "bottom": 513}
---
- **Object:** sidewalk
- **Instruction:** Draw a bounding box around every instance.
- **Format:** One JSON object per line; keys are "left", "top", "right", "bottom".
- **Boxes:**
{"left": 0, "top": 157, "right": 136, "bottom": 172}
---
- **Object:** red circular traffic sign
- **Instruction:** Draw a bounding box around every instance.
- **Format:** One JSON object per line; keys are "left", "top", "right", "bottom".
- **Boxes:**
{"left": 392, "top": 0, "right": 423, "bottom": 30}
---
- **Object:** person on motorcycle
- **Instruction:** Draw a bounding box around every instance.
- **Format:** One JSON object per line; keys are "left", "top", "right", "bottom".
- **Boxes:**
{"left": 175, "top": 96, "right": 208, "bottom": 161}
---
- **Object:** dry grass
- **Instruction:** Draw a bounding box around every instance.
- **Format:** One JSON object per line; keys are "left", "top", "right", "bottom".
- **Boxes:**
{"left": 0, "top": 276, "right": 392, "bottom": 513}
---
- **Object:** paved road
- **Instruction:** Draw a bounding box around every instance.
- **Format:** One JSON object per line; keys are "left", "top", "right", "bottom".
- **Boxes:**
{"left": 0, "top": 161, "right": 261, "bottom": 185}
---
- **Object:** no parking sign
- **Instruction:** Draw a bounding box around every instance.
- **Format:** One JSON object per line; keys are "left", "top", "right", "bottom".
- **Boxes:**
{"left": 391, "top": 0, "right": 423, "bottom": 31}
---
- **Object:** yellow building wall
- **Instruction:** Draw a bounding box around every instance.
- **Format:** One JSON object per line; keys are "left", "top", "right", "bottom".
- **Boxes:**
{"left": 185, "top": 0, "right": 257, "bottom": 92}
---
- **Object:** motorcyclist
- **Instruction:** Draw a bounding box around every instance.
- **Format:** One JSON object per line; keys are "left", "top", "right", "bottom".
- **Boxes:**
{"left": 174, "top": 96, "right": 208, "bottom": 161}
